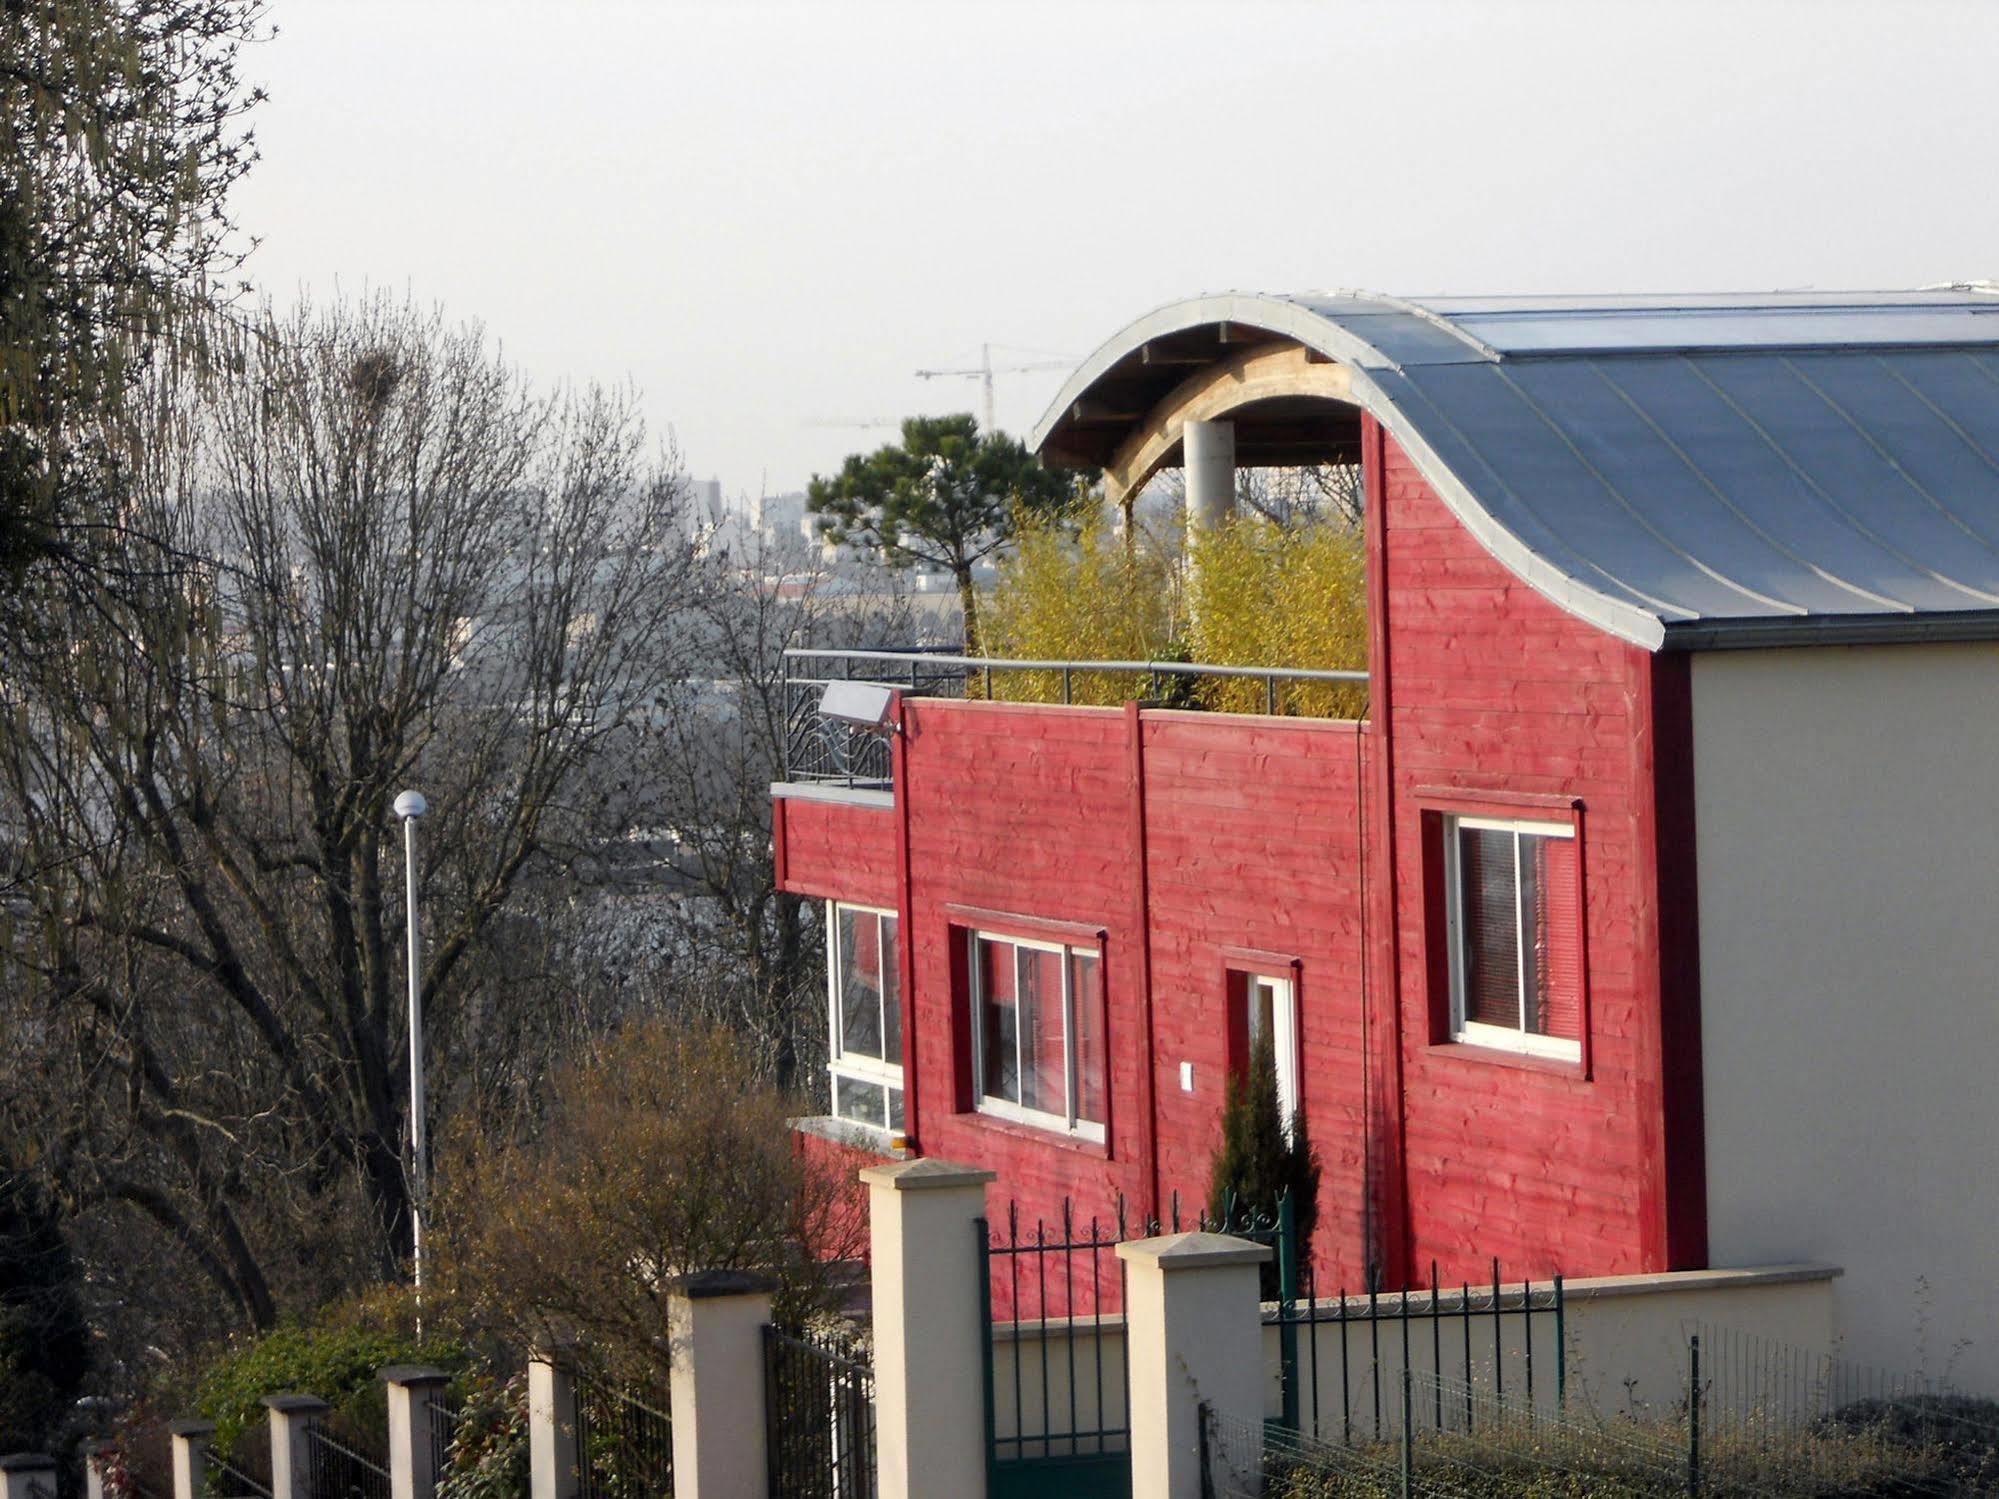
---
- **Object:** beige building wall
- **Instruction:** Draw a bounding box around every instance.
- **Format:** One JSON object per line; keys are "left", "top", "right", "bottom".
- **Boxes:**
{"left": 1692, "top": 642, "right": 1999, "bottom": 1391}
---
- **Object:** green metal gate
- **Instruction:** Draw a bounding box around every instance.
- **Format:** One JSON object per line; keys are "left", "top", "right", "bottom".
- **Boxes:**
{"left": 978, "top": 1200, "right": 1132, "bottom": 1498}
{"left": 977, "top": 1194, "right": 1300, "bottom": 1499}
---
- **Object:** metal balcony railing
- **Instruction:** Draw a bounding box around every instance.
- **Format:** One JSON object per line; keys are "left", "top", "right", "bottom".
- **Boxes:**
{"left": 780, "top": 647, "right": 1368, "bottom": 785}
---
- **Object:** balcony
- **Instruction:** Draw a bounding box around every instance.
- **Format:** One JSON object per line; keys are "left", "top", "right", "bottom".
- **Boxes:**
{"left": 781, "top": 647, "right": 1369, "bottom": 786}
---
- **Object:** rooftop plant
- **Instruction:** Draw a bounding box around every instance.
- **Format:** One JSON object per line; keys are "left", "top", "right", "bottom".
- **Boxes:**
{"left": 981, "top": 511, "right": 1180, "bottom": 704}
{"left": 980, "top": 505, "right": 1368, "bottom": 718}
{"left": 1188, "top": 514, "right": 1368, "bottom": 718}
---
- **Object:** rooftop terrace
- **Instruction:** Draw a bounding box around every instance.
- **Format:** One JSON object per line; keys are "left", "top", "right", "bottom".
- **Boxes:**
{"left": 781, "top": 646, "right": 1369, "bottom": 786}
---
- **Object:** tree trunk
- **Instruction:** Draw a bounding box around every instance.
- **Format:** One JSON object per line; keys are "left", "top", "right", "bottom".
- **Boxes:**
{"left": 954, "top": 563, "right": 980, "bottom": 655}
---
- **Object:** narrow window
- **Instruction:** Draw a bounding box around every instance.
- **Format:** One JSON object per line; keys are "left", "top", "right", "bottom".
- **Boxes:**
{"left": 1444, "top": 817, "right": 1582, "bottom": 1060}
{"left": 827, "top": 902, "right": 904, "bottom": 1131}
{"left": 970, "top": 931, "right": 1106, "bottom": 1141}
{"left": 1243, "top": 972, "right": 1300, "bottom": 1138}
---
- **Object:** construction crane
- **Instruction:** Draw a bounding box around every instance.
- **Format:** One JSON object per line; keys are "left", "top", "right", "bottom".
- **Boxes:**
{"left": 914, "top": 343, "right": 1074, "bottom": 434}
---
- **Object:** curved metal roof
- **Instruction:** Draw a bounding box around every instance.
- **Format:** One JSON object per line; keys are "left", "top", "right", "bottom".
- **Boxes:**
{"left": 1032, "top": 290, "right": 1999, "bottom": 650}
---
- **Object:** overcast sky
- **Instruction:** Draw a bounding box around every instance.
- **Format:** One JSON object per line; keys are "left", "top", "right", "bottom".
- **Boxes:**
{"left": 234, "top": 0, "right": 1999, "bottom": 499}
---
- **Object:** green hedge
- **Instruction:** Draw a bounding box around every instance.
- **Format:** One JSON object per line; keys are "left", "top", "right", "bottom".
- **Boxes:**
{"left": 194, "top": 1310, "right": 460, "bottom": 1458}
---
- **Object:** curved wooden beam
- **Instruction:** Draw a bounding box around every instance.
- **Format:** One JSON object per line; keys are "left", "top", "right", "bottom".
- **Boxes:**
{"left": 1103, "top": 343, "right": 1357, "bottom": 502}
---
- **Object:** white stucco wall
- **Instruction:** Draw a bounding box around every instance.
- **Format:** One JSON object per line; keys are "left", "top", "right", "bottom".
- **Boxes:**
{"left": 1693, "top": 642, "right": 1999, "bottom": 1392}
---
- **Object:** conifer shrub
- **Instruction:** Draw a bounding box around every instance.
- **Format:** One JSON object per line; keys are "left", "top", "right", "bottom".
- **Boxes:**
{"left": 1205, "top": 1032, "right": 1321, "bottom": 1296}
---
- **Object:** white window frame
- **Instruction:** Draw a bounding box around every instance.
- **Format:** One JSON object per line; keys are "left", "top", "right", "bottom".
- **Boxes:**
{"left": 1244, "top": 972, "right": 1301, "bottom": 1140}
{"left": 1442, "top": 815, "right": 1582, "bottom": 1062}
{"left": 969, "top": 929, "right": 1106, "bottom": 1144}
{"left": 826, "top": 900, "right": 905, "bottom": 1133}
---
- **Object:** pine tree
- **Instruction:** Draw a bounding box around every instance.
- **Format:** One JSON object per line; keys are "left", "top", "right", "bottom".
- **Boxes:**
{"left": 1206, "top": 1032, "right": 1321, "bottom": 1294}
{"left": 805, "top": 414, "right": 1080, "bottom": 653}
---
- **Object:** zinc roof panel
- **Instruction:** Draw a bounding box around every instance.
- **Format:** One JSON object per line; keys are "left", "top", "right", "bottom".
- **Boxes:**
{"left": 1691, "top": 355, "right": 1999, "bottom": 602}
{"left": 1391, "top": 364, "right": 1796, "bottom": 619}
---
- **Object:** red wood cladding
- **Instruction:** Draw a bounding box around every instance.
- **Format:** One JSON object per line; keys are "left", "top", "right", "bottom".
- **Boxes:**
{"left": 773, "top": 791, "right": 896, "bottom": 907}
{"left": 778, "top": 697, "right": 1376, "bottom": 1287}
{"left": 1140, "top": 709, "right": 1370, "bottom": 1286}
{"left": 774, "top": 421, "right": 1701, "bottom": 1292}
{"left": 1375, "top": 424, "right": 1686, "bottom": 1282}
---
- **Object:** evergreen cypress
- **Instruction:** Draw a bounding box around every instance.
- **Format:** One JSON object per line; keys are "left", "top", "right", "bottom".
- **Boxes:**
{"left": 1206, "top": 1031, "right": 1322, "bottom": 1296}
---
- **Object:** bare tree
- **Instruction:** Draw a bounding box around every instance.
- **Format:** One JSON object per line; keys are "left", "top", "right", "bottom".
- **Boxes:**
{"left": 1, "top": 0, "right": 266, "bottom": 570}
{"left": 1139, "top": 463, "right": 1365, "bottom": 533}
{"left": 0, "top": 294, "right": 696, "bottom": 1332}
{"left": 574, "top": 529, "right": 921, "bottom": 1094}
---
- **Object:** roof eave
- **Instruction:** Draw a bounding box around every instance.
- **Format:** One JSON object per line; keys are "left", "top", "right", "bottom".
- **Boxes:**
{"left": 1661, "top": 611, "right": 1999, "bottom": 652}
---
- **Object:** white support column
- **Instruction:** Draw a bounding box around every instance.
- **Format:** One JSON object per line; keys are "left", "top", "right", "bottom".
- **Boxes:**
{"left": 528, "top": 1350, "right": 580, "bottom": 1499}
{"left": 263, "top": 1396, "right": 329, "bottom": 1499}
{"left": 862, "top": 1158, "right": 996, "bottom": 1499}
{"left": 1117, "top": 1232, "right": 1269, "bottom": 1499}
{"left": 83, "top": 1442, "right": 116, "bottom": 1499}
{"left": 0, "top": 1455, "right": 58, "bottom": 1499}
{"left": 168, "top": 1422, "right": 213, "bottom": 1499}
{"left": 1183, "top": 419, "right": 1237, "bottom": 533}
{"left": 666, "top": 1269, "right": 776, "bottom": 1499}
{"left": 381, "top": 1365, "right": 451, "bottom": 1499}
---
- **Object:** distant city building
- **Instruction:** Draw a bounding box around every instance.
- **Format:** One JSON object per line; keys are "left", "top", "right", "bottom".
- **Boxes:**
{"left": 751, "top": 489, "right": 808, "bottom": 542}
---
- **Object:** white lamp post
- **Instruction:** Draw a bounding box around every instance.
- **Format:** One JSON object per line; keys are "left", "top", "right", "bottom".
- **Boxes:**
{"left": 393, "top": 788, "right": 429, "bottom": 1307}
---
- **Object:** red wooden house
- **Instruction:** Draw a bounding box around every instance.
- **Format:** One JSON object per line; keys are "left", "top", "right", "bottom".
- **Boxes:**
{"left": 778, "top": 291, "right": 1999, "bottom": 1386}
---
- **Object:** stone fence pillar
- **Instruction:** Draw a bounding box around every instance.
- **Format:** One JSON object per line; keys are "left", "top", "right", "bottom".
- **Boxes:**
{"left": 381, "top": 1365, "right": 451, "bottom": 1499}
{"left": 667, "top": 1269, "right": 775, "bottom": 1499}
{"left": 82, "top": 1442, "right": 116, "bottom": 1499}
{"left": 0, "top": 1455, "right": 58, "bottom": 1499}
{"left": 862, "top": 1158, "right": 995, "bottom": 1499}
{"left": 263, "top": 1394, "right": 329, "bottom": 1499}
{"left": 528, "top": 1349, "right": 580, "bottom": 1499}
{"left": 167, "top": 1422, "right": 213, "bottom": 1499}
{"left": 1117, "top": 1232, "right": 1269, "bottom": 1499}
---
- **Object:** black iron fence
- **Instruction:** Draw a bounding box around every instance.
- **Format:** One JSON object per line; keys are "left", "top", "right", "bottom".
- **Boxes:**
{"left": 780, "top": 648, "right": 1370, "bottom": 783}
{"left": 575, "top": 1372, "right": 674, "bottom": 1499}
{"left": 426, "top": 1397, "right": 463, "bottom": 1492}
{"left": 975, "top": 1191, "right": 1305, "bottom": 1499}
{"left": 1272, "top": 1259, "right": 1566, "bottom": 1449}
{"left": 762, "top": 1323, "right": 877, "bottom": 1499}
{"left": 781, "top": 648, "right": 966, "bottom": 785}
{"left": 206, "top": 1445, "right": 274, "bottom": 1499}
{"left": 302, "top": 1423, "right": 390, "bottom": 1499}
{"left": 979, "top": 1199, "right": 1137, "bottom": 1468}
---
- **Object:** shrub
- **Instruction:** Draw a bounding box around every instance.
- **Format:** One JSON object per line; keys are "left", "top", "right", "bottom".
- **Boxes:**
{"left": 978, "top": 507, "right": 1368, "bottom": 718}
{"left": 1188, "top": 516, "right": 1368, "bottom": 718}
{"left": 1816, "top": 1393, "right": 1999, "bottom": 1493}
{"left": 981, "top": 511, "right": 1179, "bottom": 704}
{"left": 1206, "top": 1031, "right": 1320, "bottom": 1295}
{"left": 190, "top": 1287, "right": 458, "bottom": 1459}
{"left": 433, "top": 1019, "right": 862, "bottom": 1386}
{"left": 436, "top": 1372, "right": 529, "bottom": 1499}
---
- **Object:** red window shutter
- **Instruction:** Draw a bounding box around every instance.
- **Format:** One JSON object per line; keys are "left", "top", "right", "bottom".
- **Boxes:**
{"left": 1459, "top": 826, "right": 1521, "bottom": 1028}
{"left": 1533, "top": 835, "right": 1583, "bottom": 1041}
